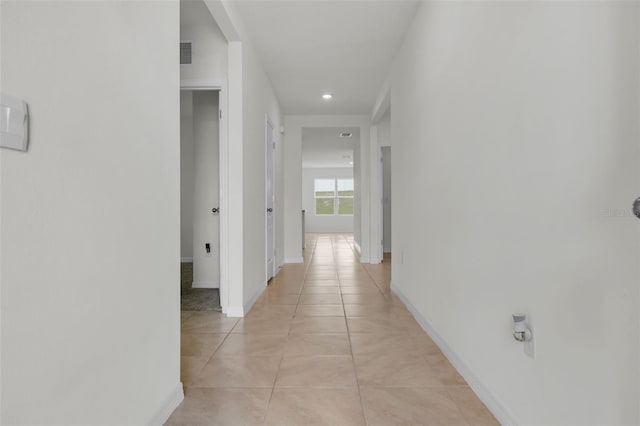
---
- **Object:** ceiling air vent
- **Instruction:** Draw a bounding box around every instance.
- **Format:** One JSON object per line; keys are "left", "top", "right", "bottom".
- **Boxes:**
{"left": 339, "top": 132, "right": 353, "bottom": 138}
{"left": 180, "top": 42, "right": 192, "bottom": 65}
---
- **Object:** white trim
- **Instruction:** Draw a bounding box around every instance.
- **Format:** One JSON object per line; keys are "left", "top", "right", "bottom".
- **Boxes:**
{"left": 391, "top": 283, "right": 519, "bottom": 426}
{"left": 354, "top": 241, "right": 362, "bottom": 256}
{"left": 359, "top": 256, "right": 370, "bottom": 264}
{"left": 377, "top": 145, "right": 384, "bottom": 264}
{"left": 180, "top": 79, "right": 224, "bottom": 91}
{"left": 244, "top": 280, "right": 267, "bottom": 315}
{"left": 218, "top": 84, "right": 230, "bottom": 315}
{"left": 192, "top": 281, "right": 219, "bottom": 289}
{"left": 180, "top": 257, "right": 193, "bottom": 263}
{"left": 147, "top": 382, "right": 184, "bottom": 426}
{"left": 285, "top": 257, "right": 304, "bottom": 264}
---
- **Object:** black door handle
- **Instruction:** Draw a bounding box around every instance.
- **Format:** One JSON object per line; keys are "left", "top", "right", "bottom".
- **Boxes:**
{"left": 212, "top": 207, "right": 219, "bottom": 214}
{"left": 267, "top": 208, "right": 273, "bottom": 213}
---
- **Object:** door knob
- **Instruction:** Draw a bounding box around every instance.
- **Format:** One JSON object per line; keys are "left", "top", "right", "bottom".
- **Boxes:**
{"left": 267, "top": 208, "right": 273, "bottom": 213}
{"left": 212, "top": 207, "right": 219, "bottom": 214}
{"left": 633, "top": 198, "right": 640, "bottom": 219}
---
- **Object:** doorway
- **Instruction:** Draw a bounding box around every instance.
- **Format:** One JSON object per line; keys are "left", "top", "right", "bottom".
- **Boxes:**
{"left": 300, "top": 127, "right": 357, "bottom": 238}
{"left": 180, "top": 89, "right": 221, "bottom": 311}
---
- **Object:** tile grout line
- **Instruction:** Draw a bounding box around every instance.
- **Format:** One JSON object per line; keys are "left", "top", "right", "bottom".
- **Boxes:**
{"left": 264, "top": 235, "right": 317, "bottom": 425}
{"left": 335, "top": 234, "right": 370, "bottom": 426}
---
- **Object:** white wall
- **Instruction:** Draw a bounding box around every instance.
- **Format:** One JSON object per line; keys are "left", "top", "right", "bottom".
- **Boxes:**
{"left": 284, "top": 115, "right": 371, "bottom": 263}
{"left": 302, "top": 168, "right": 354, "bottom": 233}
{"left": 181, "top": 92, "right": 195, "bottom": 261}
{"left": 241, "top": 40, "right": 284, "bottom": 308}
{"left": 0, "top": 2, "right": 181, "bottom": 424}
{"left": 389, "top": 2, "right": 639, "bottom": 425}
{"left": 180, "top": 0, "right": 228, "bottom": 82}
{"left": 192, "top": 91, "right": 220, "bottom": 288}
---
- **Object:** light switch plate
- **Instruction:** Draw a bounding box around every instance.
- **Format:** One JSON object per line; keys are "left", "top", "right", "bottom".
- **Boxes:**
{"left": 1, "top": 93, "right": 29, "bottom": 151}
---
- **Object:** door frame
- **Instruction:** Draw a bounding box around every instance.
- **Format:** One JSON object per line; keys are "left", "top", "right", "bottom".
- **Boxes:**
{"left": 265, "top": 114, "right": 276, "bottom": 281}
{"left": 180, "top": 79, "right": 229, "bottom": 314}
{"left": 379, "top": 145, "right": 385, "bottom": 259}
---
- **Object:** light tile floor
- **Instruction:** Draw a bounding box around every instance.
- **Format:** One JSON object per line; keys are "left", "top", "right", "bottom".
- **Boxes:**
{"left": 167, "top": 233, "right": 498, "bottom": 426}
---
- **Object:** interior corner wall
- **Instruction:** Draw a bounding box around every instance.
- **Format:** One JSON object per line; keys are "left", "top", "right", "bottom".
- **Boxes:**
{"left": 241, "top": 40, "right": 283, "bottom": 309}
{"left": 0, "top": 2, "right": 181, "bottom": 424}
{"left": 180, "top": 0, "right": 228, "bottom": 82}
{"left": 390, "top": 2, "right": 639, "bottom": 425}
{"left": 302, "top": 168, "right": 355, "bottom": 233}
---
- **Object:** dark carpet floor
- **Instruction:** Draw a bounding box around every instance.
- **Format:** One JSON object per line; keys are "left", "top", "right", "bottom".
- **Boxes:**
{"left": 181, "top": 263, "right": 221, "bottom": 311}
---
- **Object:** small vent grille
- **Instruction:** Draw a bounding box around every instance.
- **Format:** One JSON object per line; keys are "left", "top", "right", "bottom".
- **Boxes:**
{"left": 339, "top": 132, "right": 353, "bottom": 138}
{"left": 180, "top": 42, "right": 192, "bottom": 65}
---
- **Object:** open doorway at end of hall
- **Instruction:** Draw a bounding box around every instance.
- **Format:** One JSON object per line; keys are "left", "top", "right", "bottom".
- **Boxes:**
{"left": 180, "top": 89, "right": 221, "bottom": 311}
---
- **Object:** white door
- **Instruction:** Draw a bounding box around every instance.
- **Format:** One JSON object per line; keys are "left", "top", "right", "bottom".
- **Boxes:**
{"left": 266, "top": 118, "right": 275, "bottom": 280}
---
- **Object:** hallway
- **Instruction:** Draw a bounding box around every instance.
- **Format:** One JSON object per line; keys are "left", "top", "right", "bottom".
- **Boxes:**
{"left": 168, "top": 234, "right": 498, "bottom": 425}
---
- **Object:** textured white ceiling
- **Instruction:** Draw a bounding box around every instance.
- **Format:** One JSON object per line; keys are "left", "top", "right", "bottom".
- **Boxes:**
{"left": 302, "top": 127, "right": 359, "bottom": 168}
{"left": 232, "top": 1, "right": 419, "bottom": 114}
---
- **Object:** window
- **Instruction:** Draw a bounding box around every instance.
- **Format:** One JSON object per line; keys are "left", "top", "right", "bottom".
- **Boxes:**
{"left": 314, "top": 178, "right": 354, "bottom": 216}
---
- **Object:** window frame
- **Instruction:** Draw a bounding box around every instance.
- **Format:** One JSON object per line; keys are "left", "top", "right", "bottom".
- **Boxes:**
{"left": 314, "top": 178, "right": 354, "bottom": 216}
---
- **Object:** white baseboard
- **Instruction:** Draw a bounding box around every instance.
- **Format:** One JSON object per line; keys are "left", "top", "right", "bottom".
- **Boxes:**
{"left": 285, "top": 257, "right": 304, "bottom": 263}
{"left": 192, "top": 281, "right": 219, "bottom": 289}
{"left": 244, "top": 280, "right": 267, "bottom": 314}
{"left": 226, "top": 306, "right": 244, "bottom": 317}
{"left": 180, "top": 257, "right": 193, "bottom": 263}
{"left": 148, "top": 382, "right": 184, "bottom": 426}
{"left": 225, "top": 306, "right": 244, "bottom": 318}
{"left": 391, "top": 283, "right": 518, "bottom": 426}
{"left": 354, "top": 241, "right": 362, "bottom": 255}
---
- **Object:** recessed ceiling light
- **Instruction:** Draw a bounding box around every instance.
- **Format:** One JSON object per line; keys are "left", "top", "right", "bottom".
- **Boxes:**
{"left": 322, "top": 93, "right": 333, "bottom": 100}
